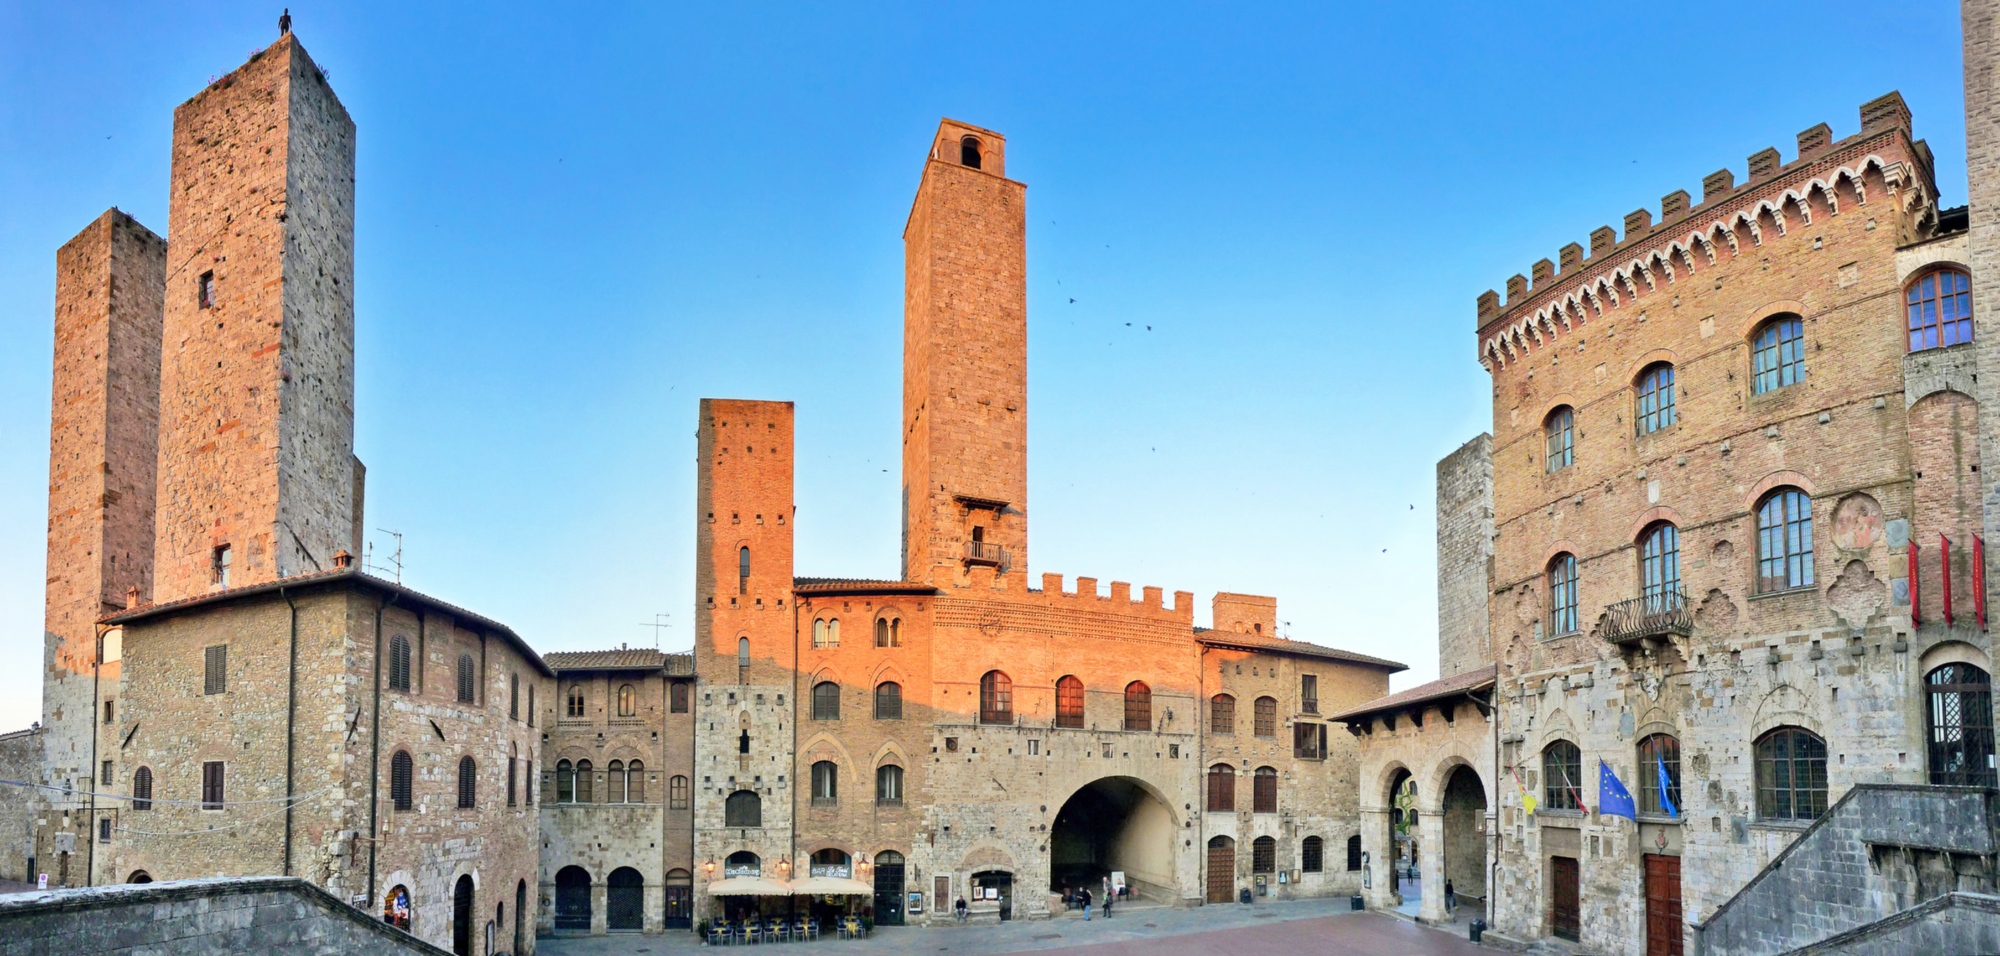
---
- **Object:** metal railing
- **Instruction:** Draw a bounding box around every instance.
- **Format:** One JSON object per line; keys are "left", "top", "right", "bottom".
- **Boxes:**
{"left": 1602, "top": 590, "right": 1693, "bottom": 645}
{"left": 964, "top": 540, "right": 1010, "bottom": 567}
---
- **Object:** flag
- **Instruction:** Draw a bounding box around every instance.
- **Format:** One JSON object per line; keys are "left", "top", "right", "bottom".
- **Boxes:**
{"left": 1598, "top": 760, "right": 1637, "bottom": 821}
{"left": 1656, "top": 752, "right": 1678, "bottom": 819}
{"left": 1512, "top": 765, "right": 1538, "bottom": 816}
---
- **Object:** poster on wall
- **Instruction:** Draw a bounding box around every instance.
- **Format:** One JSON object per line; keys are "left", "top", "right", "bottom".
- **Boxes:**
{"left": 908, "top": 892, "right": 923, "bottom": 914}
{"left": 1110, "top": 871, "right": 1126, "bottom": 896}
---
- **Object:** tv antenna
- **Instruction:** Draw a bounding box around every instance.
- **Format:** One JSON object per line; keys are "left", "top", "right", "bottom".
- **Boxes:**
{"left": 638, "top": 613, "right": 672, "bottom": 649}
{"left": 369, "top": 529, "right": 404, "bottom": 584}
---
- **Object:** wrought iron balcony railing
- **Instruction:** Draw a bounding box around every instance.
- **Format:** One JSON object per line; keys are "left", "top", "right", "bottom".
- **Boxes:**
{"left": 964, "top": 540, "right": 1010, "bottom": 567}
{"left": 1602, "top": 590, "right": 1693, "bottom": 645}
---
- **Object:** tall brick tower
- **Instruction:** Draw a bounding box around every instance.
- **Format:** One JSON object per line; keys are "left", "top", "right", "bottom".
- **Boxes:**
{"left": 152, "top": 35, "right": 357, "bottom": 603}
{"left": 900, "top": 121, "right": 1029, "bottom": 587}
{"left": 692, "top": 399, "right": 797, "bottom": 899}
{"left": 40, "top": 210, "right": 165, "bottom": 871}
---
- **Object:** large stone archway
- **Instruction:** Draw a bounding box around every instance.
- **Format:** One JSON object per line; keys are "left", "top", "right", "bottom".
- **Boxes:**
{"left": 1048, "top": 776, "right": 1179, "bottom": 903}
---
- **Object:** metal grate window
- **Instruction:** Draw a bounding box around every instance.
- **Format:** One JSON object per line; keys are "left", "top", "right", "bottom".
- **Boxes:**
{"left": 1927, "top": 664, "right": 1996, "bottom": 787}
{"left": 1301, "top": 836, "right": 1323, "bottom": 873}
{"left": 1756, "top": 490, "right": 1814, "bottom": 592}
{"left": 1908, "top": 268, "right": 1974, "bottom": 351}
{"left": 1251, "top": 836, "right": 1276, "bottom": 874}
{"left": 1124, "top": 681, "right": 1151, "bottom": 732}
{"left": 1756, "top": 727, "right": 1827, "bottom": 821}
{"left": 1210, "top": 694, "right": 1234, "bottom": 734}
{"left": 1635, "top": 364, "right": 1677, "bottom": 435}
{"left": 203, "top": 645, "right": 227, "bottom": 695}
{"left": 1752, "top": 316, "right": 1806, "bottom": 393}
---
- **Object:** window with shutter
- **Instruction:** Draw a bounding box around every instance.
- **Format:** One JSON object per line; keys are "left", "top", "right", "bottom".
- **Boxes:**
{"left": 388, "top": 635, "right": 411, "bottom": 692}
{"left": 1207, "top": 764, "right": 1235, "bottom": 812}
{"left": 203, "top": 645, "right": 227, "bottom": 695}
{"left": 508, "top": 756, "right": 518, "bottom": 807}
{"left": 132, "top": 767, "right": 153, "bottom": 811}
{"left": 457, "top": 654, "right": 476, "bottom": 703}
{"left": 1254, "top": 696, "right": 1276, "bottom": 736}
{"left": 201, "top": 761, "right": 224, "bottom": 810}
{"left": 670, "top": 775, "right": 690, "bottom": 810}
{"left": 391, "top": 751, "right": 414, "bottom": 811}
{"left": 458, "top": 756, "right": 477, "bottom": 809}
{"left": 1253, "top": 767, "right": 1278, "bottom": 813}
{"left": 1210, "top": 694, "right": 1234, "bottom": 734}
{"left": 671, "top": 682, "right": 689, "bottom": 713}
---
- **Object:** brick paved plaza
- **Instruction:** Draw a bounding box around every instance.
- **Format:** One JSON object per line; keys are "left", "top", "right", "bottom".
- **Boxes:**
{"left": 538, "top": 899, "right": 1487, "bottom": 956}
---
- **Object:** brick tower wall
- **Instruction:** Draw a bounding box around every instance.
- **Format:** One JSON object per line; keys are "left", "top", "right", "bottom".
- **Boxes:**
{"left": 1967, "top": 0, "right": 2000, "bottom": 613}
{"left": 902, "top": 120, "right": 1029, "bottom": 587}
{"left": 41, "top": 209, "right": 164, "bottom": 854}
{"left": 1435, "top": 434, "right": 1493, "bottom": 678}
{"left": 153, "top": 35, "right": 356, "bottom": 603}
{"left": 692, "top": 399, "right": 797, "bottom": 906}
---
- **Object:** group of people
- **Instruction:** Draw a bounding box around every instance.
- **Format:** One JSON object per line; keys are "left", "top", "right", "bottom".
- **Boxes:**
{"left": 1057, "top": 878, "right": 1128, "bottom": 920}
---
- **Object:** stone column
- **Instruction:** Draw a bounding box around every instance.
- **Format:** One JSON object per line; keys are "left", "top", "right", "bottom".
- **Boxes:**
{"left": 1418, "top": 810, "right": 1448, "bottom": 923}
{"left": 1361, "top": 808, "right": 1395, "bottom": 910}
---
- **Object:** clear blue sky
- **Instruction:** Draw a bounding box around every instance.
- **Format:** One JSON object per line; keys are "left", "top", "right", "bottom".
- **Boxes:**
{"left": 0, "top": 2, "right": 1969, "bottom": 731}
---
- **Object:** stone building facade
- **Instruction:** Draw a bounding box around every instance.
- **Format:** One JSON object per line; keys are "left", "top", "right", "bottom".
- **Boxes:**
{"left": 681, "top": 121, "right": 1404, "bottom": 931}
{"left": 1471, "top": 90, "right": 1996, "bottom": 956}
{"left": 537, "top": 649, "right": 696, "bottom": 936}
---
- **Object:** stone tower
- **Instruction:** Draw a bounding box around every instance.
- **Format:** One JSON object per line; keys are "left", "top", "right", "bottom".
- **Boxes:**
{"left": 900, "top": 120, "right": 1029, "bottom": 587}
{"left": 692, "top": 399, "right": 797, "bottom": 899}
{"left": 41, "top": 209, "right": 165, "bottom": 865}
{"left": 152, "top": 35, "right": 357, "bottom": 603}
{"left": 1434, "top": 434, "right": 1493, "bottom": 678}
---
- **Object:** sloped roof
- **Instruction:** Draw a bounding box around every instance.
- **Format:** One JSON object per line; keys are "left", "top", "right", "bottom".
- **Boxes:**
{"left": 793, "top": 577, "right": 938, "bottom": 595}
{"left": 1330, "top": 664, "right": 1497, "bottom": 722}
{"left": 102, "top": 566, "right": 553, "bottom": 677}
{"left": 1195, "top": 630, "right": 1406, "bottom": 672}
{"left": 544, "top": 649, "right": 674, "bottom": 672}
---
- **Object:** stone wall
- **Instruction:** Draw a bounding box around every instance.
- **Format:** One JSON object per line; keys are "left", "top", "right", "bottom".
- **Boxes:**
{"left": 0, "top": 877, "right": 452, "bottom": 956}
{"left": 1436, "top": 435, "right": 1494, "bottom": 679}
{"left": 1967, "top": 0, "right": 2000, "bottom": 625}
{"left": 1774, "top": 892, "right": 2000, "bottom": 956}
{"left": 0, "top": 728, "right": 42, "bottom": 883}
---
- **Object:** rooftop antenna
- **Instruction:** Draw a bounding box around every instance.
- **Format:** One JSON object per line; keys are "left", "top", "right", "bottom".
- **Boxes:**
{"left": 638, "top": 613, "right": 672, "bottom": 649}
{"left": 370, "top": 529, "right": 404, "bottom": 584}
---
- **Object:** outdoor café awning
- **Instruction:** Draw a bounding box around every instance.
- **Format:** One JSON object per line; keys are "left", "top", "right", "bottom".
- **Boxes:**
{"left": 788, "top": 876, "right": 875, "bottom": 896}
{"left": 707, "top": 877, "right": 793, "bottom": 897}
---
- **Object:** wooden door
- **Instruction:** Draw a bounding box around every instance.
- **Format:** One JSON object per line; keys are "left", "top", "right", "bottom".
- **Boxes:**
{"left": 663, "top": 883, "right": 692, "bottom": 929}
{"left": 1550, "top": 856, "right": 1580, "bottom": 942}
{"left": 1206, "top": 840, "right": 1235, "bottom": 903}
{"left": 1645, "top": 854, "right": 1683, "bottom": 956}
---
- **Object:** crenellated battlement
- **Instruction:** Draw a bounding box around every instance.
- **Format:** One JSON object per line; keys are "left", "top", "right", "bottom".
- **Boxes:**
{"left": 1474, "top": 92, "right": 1940, "bottom": 372}
{"left": 1028, "top": 571, "right": 1196, "bottom": 623}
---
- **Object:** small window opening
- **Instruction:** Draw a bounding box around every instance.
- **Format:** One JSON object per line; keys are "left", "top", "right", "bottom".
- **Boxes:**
{"left": 739, "top": 546, "right": 750, "bottom": 594}
{"left": 198, "top": 271, "right": 215, "bottom": 309}
{"left": 960, "top": 136, "right": 982, "bottom": 169}
{"left": 212, "top": 545, "right": 232, "bottom": 588}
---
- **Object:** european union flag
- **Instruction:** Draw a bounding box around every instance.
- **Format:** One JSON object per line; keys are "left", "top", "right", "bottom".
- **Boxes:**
{"left": 1597, "top": 760, "right": 1637, "bottom": 821}
{"left": 1656, "top": 752, "right": 1678, "bottom": 818}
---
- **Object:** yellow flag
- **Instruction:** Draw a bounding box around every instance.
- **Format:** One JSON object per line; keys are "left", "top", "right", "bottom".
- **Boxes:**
{"left": 1522, "top": 793, "right": 1538, "bottom": 816}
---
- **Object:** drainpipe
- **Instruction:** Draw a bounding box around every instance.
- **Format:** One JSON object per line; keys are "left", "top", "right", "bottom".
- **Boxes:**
{"left": 86, "top": 621, "right": 112, "bottom": 887}
{"left": 1487, "top": 683, "right": 1499, "bottom": 931}
{"left": 367, "top": 590, "right": 402, "bottom": 908}
{"left": 790, "top": 596, "right": 801, "bottom": 898}
{"left": 1196, "top": 643, "right": 1207, "bottom": 905}
{"left": 280, "top": 584, "right": 300, "bottom": 877}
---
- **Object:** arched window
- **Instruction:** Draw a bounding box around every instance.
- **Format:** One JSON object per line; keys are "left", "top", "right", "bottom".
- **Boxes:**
{"left": 875, "top": 616, "right": 901, "bottom": 647}
{"left": 1207, "top": 764, "right": 1236, "bottom": 811}
{"left": 607, "top": 760, "right": 627, "bottom": 803}
{"left": 132, "top": 766, "right": 153, "bottom": 811}
{"left": 813, "top": 618, "right": 831, "bottom": 648}
{"left": 1908, "top": 267, "right": 1973, "bottom": 351}
{"left": 1638, "top": 734, "right": 1681, "bottom": 815}
{"left": 1124, "top": 681, "right": 1152, "bottom": 731}
{"left": 1543, "top": 740, "right": 1582, "bottom": 811}
{"left": 737, "top": 636, "right": 751, "bottom": 667}
{"left": 812, "top": 681, "right": 841, "bottom": 720}
{"left": 616, "top": 684, "right": 636, "bottom": 717}
{"left": 384, "top": 884, "right": 412, "bottom": 931}
{"left": 811, "top": 760, "right": 838, "bottom": 806}
{"left": 669, "top": 774, "right": 690, "bottom": 809}
{"left": 1345, "top": 835, "right": 1363, "bottom": 871}
{"left": 725, "top": 789, "right": 762, "bottom": 827}
{"left": 1752, "top": 316, "right": 1806, "bottom": 393}
{"left": 960, "top": 136, "right": 982, "bottom": 169}
{"left": 627, "top": 760, "right": 645, "bottom": 803}
{"left": 1548, "top": 553, "right": 1579, "bottom": 635}
{"left": 566, "top": 685, "right": 585, "bottom": 718}
{"left": 1640, "top": 522, "right": 1681, "bottom": 609}
{"left": 388, "top": 634, "right": 411, "bottom": 692}
{"left": 1546, "top": 406, "right": 1575, "bottom": 472}
{"left": 1756, "top": 727, "right": 1828, "bottom": 821}
{"left": 1301, "top": 836, "right": 1324, "bottom": 873}
{"left": 1756, "top": 489, "right": 1814, "bottom": 592}
{"left": 507, "top": 746, "right": 518, "bottom": 807}
{"left": 524, "top": 759, "right": 533, "bottom": 806}
{"left": 1055, "top": 676, "right": 1085, "bottom": 728}
{"left": 457, "top": 756, "right": 477, "bottom": 809}
{"left": 556, "top": 759, "right": 575, "bottom": 803}
{"left": 875, "top": 681, "right": 903, "bottom": 720}
{"left": 391, "top": 751, "right": 413, "bottom": 811}
{"left": 1636, "top": 363, "right": 1677, "bottom": 435}
{"left": 575, "top": 759, "right": 594, "bottom": 803}
{"left": 979, "top": 671, "right": 1012, "bottom": 724}
{"left": 1927, "top": 663, "right": 1996, "bottom": 787}
{"left": 1253, "top": 696, "right": 1277, "bottom": 737}
{"left": 809, "top": 848, "right": 851, "bottom": 878}
{"left": 1253, "top": 766, "right": 1278, "bottom": 813}
{"left": 725, "top": 851, "right": 760, "bottom": 877}
{"left": 1210, "top": 694, "right": 1235, "bottom": 734}
{"left": 1251, "top": 836, "right": 1276, "bottom": 874}
{"left": 509, "top": 672, "right": 519, "bottom": 719}
{"left": 457, "top": 653, "right": 476, "bottom": 703}
{"left": 738, "top": 546, "right": 750, "bottom": 594}
{"left": 876, "top": 764, "right": 904, "bottom": 806}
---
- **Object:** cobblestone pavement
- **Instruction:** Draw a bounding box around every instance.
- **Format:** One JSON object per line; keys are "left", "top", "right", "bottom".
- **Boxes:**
{"left": 0, "top": 879, "right": 35, "bottom": 895}
{"left": 537, "top": 898, "right": 1491, "bottom": 956}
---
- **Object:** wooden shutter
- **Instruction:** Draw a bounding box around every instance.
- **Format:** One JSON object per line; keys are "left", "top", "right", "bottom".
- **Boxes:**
{"left": 203, "top": 646, "right": 227, "bottom": 695}
{"left": 201, "top": 761, "right": 224, "bottom": 809}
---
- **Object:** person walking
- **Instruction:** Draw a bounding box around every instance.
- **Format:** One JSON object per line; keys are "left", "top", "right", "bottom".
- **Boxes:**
{"left": 1445, "top": 879, "right": 1457, "bottom": 916}
{"left": 1102, "top": 890, "right": 1113, "bottom": 919}
{"left": 1081, "top": 887, "right": 1092, "bottom": 921}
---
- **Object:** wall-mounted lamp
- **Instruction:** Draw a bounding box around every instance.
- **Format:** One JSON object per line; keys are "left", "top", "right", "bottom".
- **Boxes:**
{"left": 704, "top": 859, "right": 716, "bottom": 874}
{"left": 779, "top": 858, "right": 792, "bottom": 872}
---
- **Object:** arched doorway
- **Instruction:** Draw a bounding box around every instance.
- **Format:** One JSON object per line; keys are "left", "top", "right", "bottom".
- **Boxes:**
{"left": 452, "top": 875, "right": 474, "bottom": 956}
{"left": 971, "top": 870, "right": 1013, "bottom": 921}
{"left": 1205, "top": 836, "right": 1235, "bottom": 904}
{"left": 663, "top": 869, "right": 693, "bottom": 929}
{"left": 607, "top": 867, "right": 644, "bottom": 932}
{"left": 873, "top": 851, "right": 906, "bottom": 926}
{"left": 383, "top": 884, "right": 412, "bottom": 931}
{"left": 514, "top": 880, "right": 527, "bottom": 952}
{"left": 127, "top": 870, "right": 152, "bottom": 884}
{"left": 1441, "top": 765, "right": 1487, "bottom": 913}
{"left": 554, "top": 866, "right": 592, "bottom": 931}
{"left": 1386, "top": 768, "right": 1415, "bottom": 901}
{"left": 1048, "top": 776, "right": 1177, "bottom": 903}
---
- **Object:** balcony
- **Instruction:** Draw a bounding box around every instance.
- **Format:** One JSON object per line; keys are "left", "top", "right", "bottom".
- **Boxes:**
{"left": 964, "top": 540, "right": 1011, "bottom": 568}
{"left": 1602, "top": 590, "right": 1693, "bottom": 646}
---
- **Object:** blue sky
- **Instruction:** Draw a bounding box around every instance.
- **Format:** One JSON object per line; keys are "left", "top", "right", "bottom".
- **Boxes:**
{"left": 0, "top": 2, "right": 1970, "bottom": 730}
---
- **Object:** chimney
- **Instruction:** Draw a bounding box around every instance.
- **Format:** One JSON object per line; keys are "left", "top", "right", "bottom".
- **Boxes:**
{"left": 333, "top": 549, "right": 354, "bottom": 569}
{"left": 125, "top": 587, "right": 140, "bottom": 609}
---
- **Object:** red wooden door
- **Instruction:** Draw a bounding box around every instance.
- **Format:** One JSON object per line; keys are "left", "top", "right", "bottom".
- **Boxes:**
{"left": 1206, "top": 840, "right": 1235, "bottom": 903}
{"left": 1645, "top": 854, "right": 1684, "bottom": 956}
{"left": 1550, "top": 856, "right": 1580, "bottom": 941}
